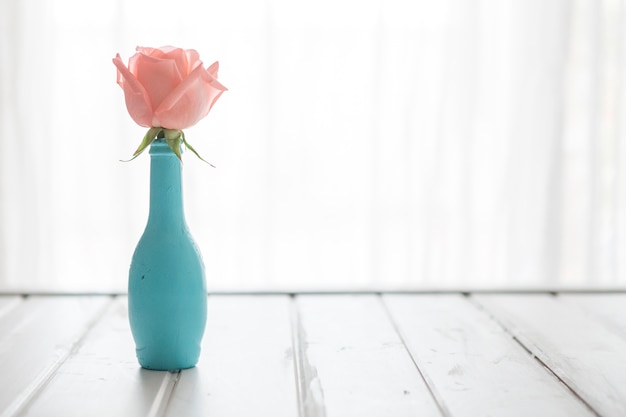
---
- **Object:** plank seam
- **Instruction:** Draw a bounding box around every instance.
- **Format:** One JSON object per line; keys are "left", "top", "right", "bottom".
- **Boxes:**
{"left": 2, "top": 289, "right": 626, "bottom": 297}
{"left": 289, "top": 295, "right": 327, "bottom": 417}
{"left": 467, "top": 296, "right": 602, "bottom": 417}
{"left": 1, "top": 296, "right": 117, "bottom": 417}
{"left": 148, "top": 371, "right": 181, "bottom": 417}
{"left": 528, "top": 352, "right": 601, "bottom": 417}
{"left": 379, "top": 295, "right": 449, "bottom": 417}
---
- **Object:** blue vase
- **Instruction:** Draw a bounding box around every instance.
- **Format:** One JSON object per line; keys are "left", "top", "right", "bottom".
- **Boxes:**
{"left": 128, "top": 138, "right": 207, "bottom": 371}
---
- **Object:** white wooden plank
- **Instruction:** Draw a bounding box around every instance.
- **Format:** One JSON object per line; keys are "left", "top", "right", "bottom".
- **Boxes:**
{"left": 383, "top": 294, "right": 594, "bottom": 417}
{"left": 164, "top": 295, "right": 298, "bottom": 417}
{"left": 0, "top": 296, "right": 111, "bottom": 417}
{"left": 294, "top": 295, "right": 442, "bottom": 417}
{"left": 559, "top": 293, "right": 626, "bottom": 340}
{"left": 0, "top": 296, "right": 21, "bottom": 319}
{"left": 473, "top": 294, "right": 626, "bottom": 417}
{"left": 19, "top": 296, "right": 176, "bottom": 417}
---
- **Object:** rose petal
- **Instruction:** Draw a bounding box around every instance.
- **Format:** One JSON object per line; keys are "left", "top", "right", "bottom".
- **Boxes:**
{"left": 207, "top": 61, "right": 219, "bottom": 78}
{"left": 155, "top": 64, "right": 227, "bottom": 130}
{"left": 138, "top": 45, "right": 177, "bottom": 57}
{"left": 201, "top": 63, "right": 228, "bottom": 117}
{"left": 135, "top": 46, "right": 160, "bottom": 57}
{"left": 112, "top": 54, "right": 153, "bottom": 127}
{"left": 137, "top": 46, "right": 199, "bottom": 76}
{"left": 131, "top": 53, "right": 183, "bottom": 111}
{"left": 185, "top": 49, "right": 202, "bottom": 72}
{"left": 161, "top": 47, "right": 196, "bottom": 77}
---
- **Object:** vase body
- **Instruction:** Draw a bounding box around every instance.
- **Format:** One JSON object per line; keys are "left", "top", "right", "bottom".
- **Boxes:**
{"left": 128, "top": 138, "right": 207, "bottom": 371}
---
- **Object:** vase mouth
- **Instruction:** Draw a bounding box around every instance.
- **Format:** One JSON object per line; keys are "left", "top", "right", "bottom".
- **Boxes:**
{"left": 149, "top": 138, "right": 182, "bottom": 156}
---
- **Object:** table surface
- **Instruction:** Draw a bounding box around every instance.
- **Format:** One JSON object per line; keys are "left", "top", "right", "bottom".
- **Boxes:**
{"left": 0, "top": 291, "right": 624, "bottom": 417}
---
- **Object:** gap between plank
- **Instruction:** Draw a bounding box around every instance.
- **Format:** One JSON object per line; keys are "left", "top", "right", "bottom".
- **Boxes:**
{"left": 289, "top": 295, "right": 327, "bottom": 417}
{"left": 147, "top": 370, "right": 181, "bottom": 417}
{"left": 0, "top": 296, "right": 117, "bottom": 417}
{"left": 467, "top": 296, "right": 602, "bottom": 417}
{"left": 2, "top": 288, "right": 626, "bottom": 297}
{"left": 378, "top": 295, "right": 450, "bottom": 417}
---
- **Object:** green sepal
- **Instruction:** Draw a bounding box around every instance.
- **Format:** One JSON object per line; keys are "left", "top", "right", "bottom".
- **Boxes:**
{"left": 120, "top": 126, "right": 161, "bottom": 162}
{"left": 182, "top": 131, "right": 216, "bottom": 168}
{"left": 120, "top": 127, "right": 215, "bottom": 166}
{"left": 163, "top": 129, "right": 183, "bottom": 161}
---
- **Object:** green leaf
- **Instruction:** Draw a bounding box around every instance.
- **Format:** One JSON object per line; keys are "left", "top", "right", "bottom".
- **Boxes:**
{"left": 120, "top": 126, "right": 161, "bottom": 162}
{"left": 134, "top": 127, "right": 161, "bottom": 156}
{"left": 182, "top": 131, "right": 216, "bottom": 168}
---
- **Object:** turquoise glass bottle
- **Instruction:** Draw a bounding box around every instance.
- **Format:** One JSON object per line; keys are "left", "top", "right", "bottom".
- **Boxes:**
{"left": 128, "top": 138, "right": 207, "bottom": 371}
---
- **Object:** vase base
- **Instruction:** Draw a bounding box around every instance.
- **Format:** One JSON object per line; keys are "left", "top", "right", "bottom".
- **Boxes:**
{"left": 138, "top": 360, "right": 198, "bottom": 372}
{"left": 136, "top": 347, "right": 200, "bottom": 371}
{"left": 139, "top": 363, "right": 197, "bottom": 371}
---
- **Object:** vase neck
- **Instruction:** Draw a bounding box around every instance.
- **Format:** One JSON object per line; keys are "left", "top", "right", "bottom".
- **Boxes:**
{"left": 147, "top": 139, "right": 186, "bottom": 229}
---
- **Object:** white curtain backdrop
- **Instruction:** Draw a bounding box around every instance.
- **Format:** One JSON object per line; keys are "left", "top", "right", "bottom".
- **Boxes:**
{"left": 1, "top": 0, "right": 626, "bottom": 292}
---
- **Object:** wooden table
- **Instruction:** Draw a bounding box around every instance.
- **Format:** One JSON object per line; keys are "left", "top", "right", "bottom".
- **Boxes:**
{"left": 0, "top": 291, "right": 624, "bottom": 417}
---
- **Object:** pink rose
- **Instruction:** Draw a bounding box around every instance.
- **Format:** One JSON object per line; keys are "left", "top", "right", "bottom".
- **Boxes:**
{"left": 113, "top": 46, "right": 227, "bottom": 130}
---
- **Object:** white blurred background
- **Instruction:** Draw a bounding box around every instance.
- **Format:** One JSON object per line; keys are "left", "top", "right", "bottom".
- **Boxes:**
{"left": 1, "top": 0, "right": 625, "bottom": 292}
